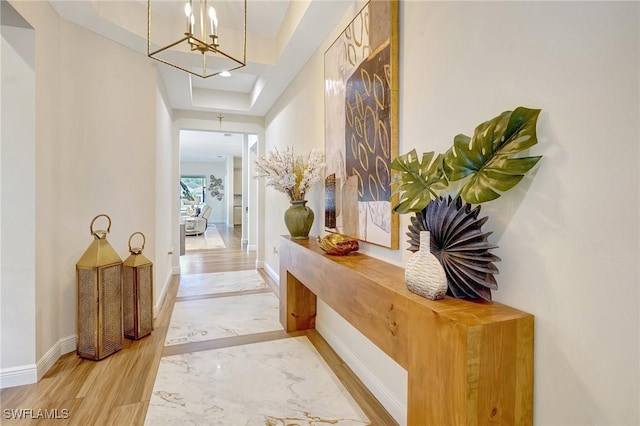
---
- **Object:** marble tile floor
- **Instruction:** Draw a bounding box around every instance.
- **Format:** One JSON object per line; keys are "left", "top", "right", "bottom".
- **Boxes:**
{"left": 146, "top": 269, "right": 371, "bottom": 425}
{"left": 177, "top": 270, "right": 268, "bottom": 298}
{"left": 165, "top": 292, "right": 282, "bottom": 346}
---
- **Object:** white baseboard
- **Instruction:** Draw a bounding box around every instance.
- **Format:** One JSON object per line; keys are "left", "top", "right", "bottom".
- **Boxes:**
{"left": 316, "top": 324, "right": 407, "bottom": 426}
{"left": 36, "top": 334, "right": 76, "bottom": 381}
{"left": 171, "top": 266, "right": 181, "bottom": 275}
{"left": 0, "top": 364, "right": 37, "bottom": 389}
{"left": 155, "top": 271, "right": 174, "bottom": 316}
{"left": 59, "top": 335, "right": 77, "bottom": 355}
{"left": 1, "top": 333, "right": 78, "bottom": 389}
{"left": 255, "top": 260, "right": 264, "bottom": 269}
{"left": 247, "top": 244, "right": 257, "bottom": 252}
{"left": 264, "top": 262, "right": 279, "bottom": 287}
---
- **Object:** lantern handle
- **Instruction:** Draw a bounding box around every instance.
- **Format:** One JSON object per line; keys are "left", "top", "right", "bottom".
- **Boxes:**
{"left": 90, "top": 214, "right": 111, "bottom": 236}
{"left": 128, "top": 232, "right": 146, "bottom": 253}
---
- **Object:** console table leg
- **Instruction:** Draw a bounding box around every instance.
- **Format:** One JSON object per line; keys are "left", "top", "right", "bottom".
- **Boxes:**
{"left": 407, "top": 301, "right": 534, "bottom": 425}
{"left": 280, "top": 271, "right": 317, "bottom": 331}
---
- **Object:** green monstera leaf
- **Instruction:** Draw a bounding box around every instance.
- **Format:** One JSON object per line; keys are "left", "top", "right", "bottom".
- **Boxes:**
{"left": 443, "top": 107, "right": 542, "bottom": 204}
{"left": 390, "top": 149, "right": 448, "bottom": 214}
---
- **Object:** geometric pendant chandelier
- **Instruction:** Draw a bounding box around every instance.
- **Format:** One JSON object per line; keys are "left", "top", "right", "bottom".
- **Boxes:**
{"left": 147, "top": 0, "right": 246, "bottom": 78}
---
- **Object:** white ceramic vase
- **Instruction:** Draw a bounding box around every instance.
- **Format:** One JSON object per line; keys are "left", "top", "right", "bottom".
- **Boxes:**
{"left": 405, "top": 231, "right": 448, "bottom": 300}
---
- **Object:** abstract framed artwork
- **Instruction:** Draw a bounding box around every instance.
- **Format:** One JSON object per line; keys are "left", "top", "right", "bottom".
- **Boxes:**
{"left": 324, "top": 0, "right": 399, "bottom": 249}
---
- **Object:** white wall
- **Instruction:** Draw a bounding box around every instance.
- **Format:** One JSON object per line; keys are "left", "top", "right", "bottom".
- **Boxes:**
{"left": 226, "top": 156, "right": 234, "bottom": 228}
{"left": 233, "top": 155, "right": 244, "bottom": 227}
{"left": 155, "top": 75, "right": 174, "bottom": 313}
{"left": 3, "top": 0, "right": 65, "bottom": 386}
{"left": 234, "top": 154, "right": 242, "bottom": 229}
{"left": 241, "top": 138, "right": 249, "bottom": 241}
{"left": 0, "top": 21, "right": 37, "bottom": 387}
{"left": 264, "top": 2, "right": 640, "bottom": 425}
{"left": 57, "top": 18, "right": 158, "bottom": 346}
{"left": 2, "top": 0, "right": 174, "bottom": 388}
{"left": 247, "top": 135, "right": 259, "bottom": 251}
{"left": 180, "top": 160, "right": 228, "bottom": 223}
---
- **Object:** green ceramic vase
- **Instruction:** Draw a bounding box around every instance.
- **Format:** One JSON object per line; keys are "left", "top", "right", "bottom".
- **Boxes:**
{"left": 284, "top": 200, "right": 314, "bottom": 240}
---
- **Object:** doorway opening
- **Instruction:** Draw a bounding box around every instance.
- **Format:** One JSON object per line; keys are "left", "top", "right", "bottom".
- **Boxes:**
{"left": 178, "top": 129, "right": 258, "bottom": 258}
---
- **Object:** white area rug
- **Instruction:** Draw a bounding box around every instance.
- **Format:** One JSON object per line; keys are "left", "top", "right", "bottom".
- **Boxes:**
{"left": 146, "top": 337, "right": 370, "bottom": 425}
{"left": 177, "top": 270, "right": 268, "bottom": 298}
{"left": 185, "top": 224, "right": 226, "bottom": 250}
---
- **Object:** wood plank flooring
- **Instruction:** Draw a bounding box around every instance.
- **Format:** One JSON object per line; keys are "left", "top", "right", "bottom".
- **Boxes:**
{"left": 0, "top": 224, "right": 396, "bottom": 425}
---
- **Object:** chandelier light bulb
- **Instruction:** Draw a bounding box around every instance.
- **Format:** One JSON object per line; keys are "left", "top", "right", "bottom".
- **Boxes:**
{"left": 209, "top": 6, "right": 218, "bottom": 36}
{"left": 184, "top": 3, "right": 192, "bottom": 33}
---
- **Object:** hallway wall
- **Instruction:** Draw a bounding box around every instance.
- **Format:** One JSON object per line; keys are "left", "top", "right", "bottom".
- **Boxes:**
{"left": 155, "top": 76, "right": 175, "bottom": 315}
{"left": 264, "top": 1, "right": 640, "bottom": 425}
{"left": 1, "top": 0, "right": 174, "bottom": 387}
{"left": 56, "top": 13, "right": 158, "bottom": 355}
{"left": 1, "top": 17, "right": 36, "bottom": 383}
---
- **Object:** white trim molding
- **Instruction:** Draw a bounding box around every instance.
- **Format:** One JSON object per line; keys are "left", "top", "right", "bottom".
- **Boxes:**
{"left": 59, "top": 335, "right": 77, "bottom": 355}
{"left": 264, "top": 262, "right": 279, "bottom": 287}
{"left": 36, "top": 334, "right": 77, "bottom": 381}
{"left": 2, "top": 333, "right": 78, "bottom": 389}
{"left": 255, "top": 260, "right": 264, "bottom": 269}
{"left": 155, "top": 271, "right": 174, "bottom": 317}
{"left": 317, "top": 324, "right": 407, "bottom": 425}
{"left": 0, "top": 364, "right": 37, "bottom": 389}
{"left": 247, "top": 244, "right": 257, "bottom": 252}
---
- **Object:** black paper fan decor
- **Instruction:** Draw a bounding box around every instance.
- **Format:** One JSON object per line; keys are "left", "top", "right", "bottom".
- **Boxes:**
{"left": 406, "top": 196, "right": 501, "bottom": 301}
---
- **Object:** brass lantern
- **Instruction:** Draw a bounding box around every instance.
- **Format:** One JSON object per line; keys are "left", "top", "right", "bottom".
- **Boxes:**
{"left": 123, "top": 232, "right": 154, "bottom": 340}
{"left": 76, "top": 214, "right": 123, "bottom": 360}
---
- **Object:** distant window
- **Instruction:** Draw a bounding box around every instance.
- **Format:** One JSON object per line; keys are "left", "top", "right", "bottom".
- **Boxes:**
{"left": 181, "top": 176, "right": 206, "bottom": 204}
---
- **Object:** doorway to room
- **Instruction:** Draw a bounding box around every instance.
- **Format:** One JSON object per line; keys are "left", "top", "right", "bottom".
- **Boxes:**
{"left": 178, "top": 130, "right": 258, "bottom": 260}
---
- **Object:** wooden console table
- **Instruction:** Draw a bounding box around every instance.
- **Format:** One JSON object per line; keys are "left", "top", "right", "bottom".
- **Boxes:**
{"left": 279, "top": 236, "right": 533, "bottom": 425}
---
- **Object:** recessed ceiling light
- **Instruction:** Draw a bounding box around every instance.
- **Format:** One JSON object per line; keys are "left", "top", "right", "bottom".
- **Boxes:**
{"left": 219, "top": 71, "right": 231, "bottom": 77}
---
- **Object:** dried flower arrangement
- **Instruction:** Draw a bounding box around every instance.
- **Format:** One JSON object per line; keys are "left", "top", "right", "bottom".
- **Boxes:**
{"left": 254, "top": 147, "right": 325, "bottom": 202}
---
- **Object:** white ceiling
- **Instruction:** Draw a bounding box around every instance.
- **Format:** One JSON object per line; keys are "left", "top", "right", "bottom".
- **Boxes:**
{"left": 180, "top": 130, "right": 244, "bottom": 161}
{"left": 47, "top": 0, "right": 354, "bottom": 161}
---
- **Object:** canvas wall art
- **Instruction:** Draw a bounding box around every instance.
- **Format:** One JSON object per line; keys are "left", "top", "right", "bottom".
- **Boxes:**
{"left": 324, "top": 0, "right": 399, "bottom": 249}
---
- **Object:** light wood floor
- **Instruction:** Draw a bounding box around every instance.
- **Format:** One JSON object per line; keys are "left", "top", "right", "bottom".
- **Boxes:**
{"left": 0, "top": 224, "right": 396, "bottom": 425}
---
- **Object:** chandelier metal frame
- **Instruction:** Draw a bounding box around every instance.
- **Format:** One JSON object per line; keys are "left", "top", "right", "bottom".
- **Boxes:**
{"left": 147, "top": 0, "right": 247, "bottom": 78}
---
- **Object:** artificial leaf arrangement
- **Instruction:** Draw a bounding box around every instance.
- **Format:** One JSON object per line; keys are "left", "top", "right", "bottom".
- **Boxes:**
{"left": 391, "top": 106, "right": 542, "bottom": 212}
{"left": 390, "top": 107, "right": 542, "bottom": 301}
